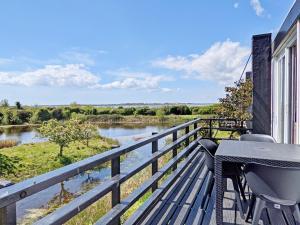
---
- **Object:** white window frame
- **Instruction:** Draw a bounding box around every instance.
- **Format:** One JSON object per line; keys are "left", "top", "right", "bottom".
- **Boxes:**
{"left": 272, "top": 24, "right": 297, "bottom": 143}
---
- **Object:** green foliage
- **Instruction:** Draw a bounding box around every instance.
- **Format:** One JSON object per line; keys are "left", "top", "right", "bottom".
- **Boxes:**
{"left": 15, "top": 101, "right": 22, "bottom": 109}
{"left": 191, "top": 104, "right": 220, "bottom": 115}
{"left": 31, "top": 108, "right": 51, "bottom": 123}
{"left": 217, "top": 79, "right": 253, "bottom": 120}
{"left": 77, "top": 122, "right": 98, "bottom": 146}
{"left": 3, "top": 110, "right": 14, "bottom": 125}
{"left": 39, "top": 119, "right": 75, "bottom": 156}
{"left": 135, "top": 107, "right": 156, "bottom": 116}
{"left": 0, "top": 104, "right": 219, "bottom": 126}
{"left": 51, "top": 108, "right": 64, "bottom": 120}
{"left": 16, "top": 110, "right": 32, "bottom": 123}
{"left": 0, "top": 112, "right": 3, "bottom": 124}
{"left": 38, "top": 119, "right": 100, "bottom": 156}
{"left": 162, "top": 105, "right": 192, "bottom": 115}
{"left": 0, "top": 154, "right": 17, "bottom": 176}
{"left": 156, "top": 109, "right": 166, "bottom": 122}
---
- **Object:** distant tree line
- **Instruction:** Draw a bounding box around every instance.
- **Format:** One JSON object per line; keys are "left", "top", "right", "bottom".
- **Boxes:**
{"left": 0, "top": 100, "right": 220, "bottom": 125}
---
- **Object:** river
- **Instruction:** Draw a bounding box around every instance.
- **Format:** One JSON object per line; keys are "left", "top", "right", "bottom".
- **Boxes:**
{"left": 0, "top": 124, "right": 172, "bottom": 223}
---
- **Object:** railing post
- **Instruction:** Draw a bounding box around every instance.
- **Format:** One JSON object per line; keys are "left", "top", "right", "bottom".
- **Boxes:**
{"left": 185, "top": 126, "right": 190, "bottom": 147}
{"left": 0, "top": 180, "right": 16, "bottom": 225}
{"left": 151, "top": 132, "right": 158, "bottom": 192}
{"left": 193, "top": 121, "right": 198, "bottom": 140}
{"left": 111, "top": 156, "right": 121, "bottom": 225}
{"left": 172, "top": 129, "right": 178, "bottom": 171}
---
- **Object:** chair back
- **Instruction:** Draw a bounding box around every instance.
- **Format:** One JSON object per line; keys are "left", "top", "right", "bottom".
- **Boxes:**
{"left": 244, "top": 163, "right": 300, "bottom": 204}
{"left": 240, "top": 134, "right": 276, "bottom": 143}
{"left": 198, "top": 139, "right": 218, "bottom": 172}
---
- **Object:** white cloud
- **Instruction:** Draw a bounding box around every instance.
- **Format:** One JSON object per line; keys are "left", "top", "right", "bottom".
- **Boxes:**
{"left": 0, "top": 64, "right": 172, "bottom": 92}
{"left": 0, "top": 64, "right": 101, "bottom": 88}
{"left": 250, "top": 0, "right": 264, "bottom": 16}
{"left": 103, "top": 69, "right": 174, "bottom": 91}
{"left": 153, "top": 40, "right": 251, "bottom": 84}
{"left": 234, "top": 2, "right": 239, "bottom": 9}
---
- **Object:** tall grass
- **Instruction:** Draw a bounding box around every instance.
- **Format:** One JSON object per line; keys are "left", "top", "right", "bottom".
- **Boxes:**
{"left": 0, "top": 139, "right": 18, "bottom": 149}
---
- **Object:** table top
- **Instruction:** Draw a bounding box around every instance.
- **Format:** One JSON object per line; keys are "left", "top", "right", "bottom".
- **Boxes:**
{"left": 216, "top": 140, "right": 300, "bottom": 163}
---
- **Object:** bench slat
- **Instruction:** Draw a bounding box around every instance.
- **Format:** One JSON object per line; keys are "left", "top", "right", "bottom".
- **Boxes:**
{"left": 123, "top": 149, "right": 202, "bottom": 225}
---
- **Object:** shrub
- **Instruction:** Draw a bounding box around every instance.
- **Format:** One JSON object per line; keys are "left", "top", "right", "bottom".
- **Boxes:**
{"left": 51, "top": 108, "right": 64, "bottom": 120}
{"left": 31, "top": 108, "right": 51, "bottom": 123}
{"left": 16, "top": 110, "right": 32, "bottom": 123}
{"left": 2, "top": 110, "right": 14, "bottom": 125}
{"left": 135, "top": 107, "right": 156, "bottom": 116}
{"left": 0, "top": 153, "right": 17, "bottom": 176}
{"left": 0, "top": 112, "right": 3, "bottom": 124}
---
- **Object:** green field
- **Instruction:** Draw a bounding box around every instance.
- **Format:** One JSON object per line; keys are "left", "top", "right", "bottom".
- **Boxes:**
{"left": 0, "top": 136, "right": 118, "bottom": 183}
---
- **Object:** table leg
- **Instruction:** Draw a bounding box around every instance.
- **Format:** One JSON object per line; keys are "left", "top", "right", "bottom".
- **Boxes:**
{"left": 215, "top": 157, "right": 224, "bottom": 225}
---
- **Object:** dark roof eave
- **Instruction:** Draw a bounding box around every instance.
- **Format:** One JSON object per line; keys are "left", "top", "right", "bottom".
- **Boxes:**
{"left": 274, "top": 0, "right": 300, "bottom": 52}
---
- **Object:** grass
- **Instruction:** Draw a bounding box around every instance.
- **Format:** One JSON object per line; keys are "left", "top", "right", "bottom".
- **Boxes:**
{"left": 0, "top": 136, "right": 118, "bottom": 183}
{"left": 0, "top": 139, "right": 18, "bottom": 149}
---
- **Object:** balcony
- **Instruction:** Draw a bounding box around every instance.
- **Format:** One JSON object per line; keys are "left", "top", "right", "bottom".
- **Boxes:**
{"left": 0, "top": 118, "right": 298, "bottom": 225}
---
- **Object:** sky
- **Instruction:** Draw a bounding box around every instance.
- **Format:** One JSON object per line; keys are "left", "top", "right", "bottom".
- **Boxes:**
{"left": 0, "top": 0, "right": 295, "bottom": 105}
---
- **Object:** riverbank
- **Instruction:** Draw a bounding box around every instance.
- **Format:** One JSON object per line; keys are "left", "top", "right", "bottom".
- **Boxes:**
{"left": 0, "top": 136, "right": 118, "bottom": 183}
{"left": 86, "top": 114, "right": 212, "bottom": 124}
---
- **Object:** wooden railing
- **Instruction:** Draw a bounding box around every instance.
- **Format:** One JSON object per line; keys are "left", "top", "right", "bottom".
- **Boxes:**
{"left": 0, "top": 118, "right": 251, "bottom": 225}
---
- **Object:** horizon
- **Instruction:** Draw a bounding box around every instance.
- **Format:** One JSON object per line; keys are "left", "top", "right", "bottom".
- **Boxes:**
{"left": 0, "top": 0, "right": 294, "bottom": 105}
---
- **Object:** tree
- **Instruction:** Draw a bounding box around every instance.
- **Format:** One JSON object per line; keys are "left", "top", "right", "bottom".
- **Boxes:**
{"left": 217, "top": 79, "right": 253, "bottom": 121}
{"left": 78, "top": 122, "right": 98, "bottom": 147}
{"left": 15, "top": 101, "right": 22, "bottom": 109}
{"left": 38, "top": 119, "right": 75, "bottom": 156}
{"left": 0, "top": 99, "right": 9, "bottom": 107}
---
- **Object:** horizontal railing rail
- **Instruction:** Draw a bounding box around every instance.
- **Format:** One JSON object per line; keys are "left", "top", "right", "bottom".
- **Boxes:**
{"left": 0, "top": 118, "right": 203, "bottom": 225}
{"left": 198, "top": 118, "right": 252, "bottom": 141}
{"left": 0, "top": 117, "right": 251, "bottom": 225}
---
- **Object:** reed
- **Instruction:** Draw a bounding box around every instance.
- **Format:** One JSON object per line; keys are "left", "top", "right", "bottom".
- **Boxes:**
{"left": 0, "top": 139, "right": 18, "bottom": 149}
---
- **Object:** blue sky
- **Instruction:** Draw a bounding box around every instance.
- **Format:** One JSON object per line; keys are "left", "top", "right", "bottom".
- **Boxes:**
{"left": 0, "top": 0, "right": 295, "bottom": 105}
